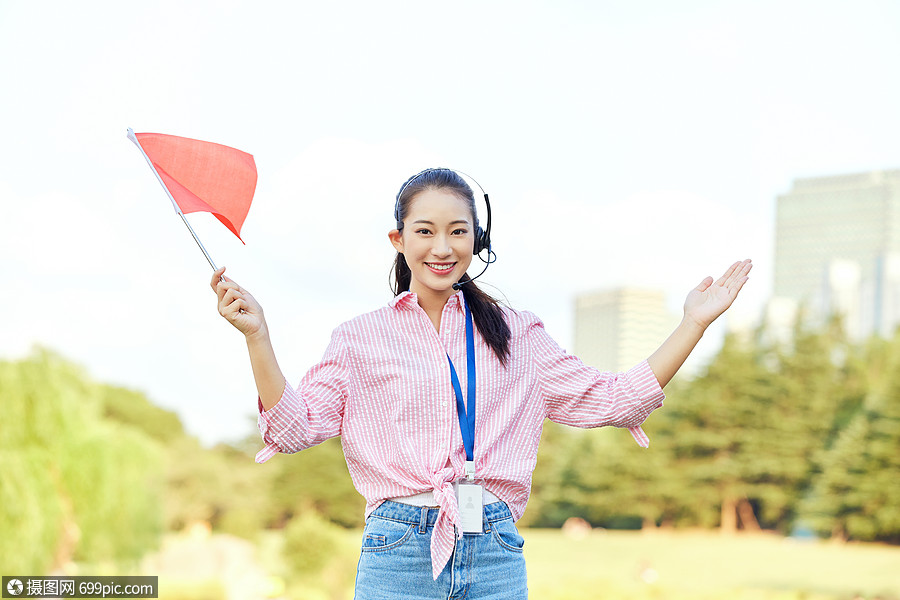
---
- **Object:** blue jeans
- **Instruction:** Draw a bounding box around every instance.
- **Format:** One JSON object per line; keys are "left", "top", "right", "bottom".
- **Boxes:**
{"left": 354, "top": 500, "right": 528, "bottom": 599}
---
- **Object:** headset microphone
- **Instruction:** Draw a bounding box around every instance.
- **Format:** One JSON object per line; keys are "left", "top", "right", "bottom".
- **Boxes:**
{"left": 452, "top": 249, "right": 497, "bottom": 290}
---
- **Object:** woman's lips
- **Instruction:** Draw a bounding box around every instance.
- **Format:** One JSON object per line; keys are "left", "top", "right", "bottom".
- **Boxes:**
{"left": 425, "top": 262, "right": 456, "bottom": 275}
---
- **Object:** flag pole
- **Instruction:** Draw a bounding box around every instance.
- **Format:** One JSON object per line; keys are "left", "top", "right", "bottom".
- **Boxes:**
{"left": 127, "top": 128, "right": 219, "bottom": 272}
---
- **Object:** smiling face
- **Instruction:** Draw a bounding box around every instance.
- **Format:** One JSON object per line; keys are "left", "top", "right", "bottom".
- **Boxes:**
{"left": 389, "top": 187, "right": 475, "bottom": 305}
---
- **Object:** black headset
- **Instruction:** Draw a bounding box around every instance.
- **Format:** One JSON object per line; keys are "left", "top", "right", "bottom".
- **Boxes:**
{"left": 394, "top": 168, "right": 493, "bottom": 256}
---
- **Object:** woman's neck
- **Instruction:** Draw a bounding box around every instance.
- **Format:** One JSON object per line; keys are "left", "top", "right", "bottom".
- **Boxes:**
{"left": 410, "top": 285, "right": 456, "bottom": 332}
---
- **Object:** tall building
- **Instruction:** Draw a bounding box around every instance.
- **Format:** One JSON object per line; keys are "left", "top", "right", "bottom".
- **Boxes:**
{"left": 573, "top": 288, "right": 678, "bottom": 372}
{"left": 773, "top": 169, "right": 900, "bottom": 339}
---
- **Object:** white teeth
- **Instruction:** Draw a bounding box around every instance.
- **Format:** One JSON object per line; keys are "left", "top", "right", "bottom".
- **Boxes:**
{"left": 426, "top": 263, "right": 454, "bottom": 271}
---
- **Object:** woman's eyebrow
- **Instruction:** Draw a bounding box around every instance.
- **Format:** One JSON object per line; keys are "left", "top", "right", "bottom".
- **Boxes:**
{"left": 411, "top": 219, "right": 471, "bottom": 225}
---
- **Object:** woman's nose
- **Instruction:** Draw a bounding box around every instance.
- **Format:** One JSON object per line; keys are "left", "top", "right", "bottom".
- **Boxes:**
{"left": 431, "top": 236, "right": 452, "bottom": 257}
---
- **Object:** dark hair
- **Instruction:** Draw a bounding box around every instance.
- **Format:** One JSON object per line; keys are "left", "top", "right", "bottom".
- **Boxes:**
{"left": 391, "top": 169, "right": 511, "bottom": 365}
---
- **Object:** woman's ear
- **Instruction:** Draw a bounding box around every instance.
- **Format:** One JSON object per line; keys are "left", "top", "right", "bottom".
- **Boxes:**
{"left": 388, "top": 229, "right": 404, "bottom": 253}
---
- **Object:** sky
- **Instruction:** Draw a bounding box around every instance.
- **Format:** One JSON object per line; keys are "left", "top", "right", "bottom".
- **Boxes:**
{"left": 2, "top": 0, "right": 899, "bottom": 446}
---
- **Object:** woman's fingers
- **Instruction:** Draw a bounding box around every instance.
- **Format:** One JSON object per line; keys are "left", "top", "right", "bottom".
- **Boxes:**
{"left": 714, "top": 261, "right": 740, "bottom": 287}
{"left": 214, "top": 279, "right": 246, "bottom": 306}
{"left": 210, "top": 266, "right": 226, "bottom": 292}
{"left": 219, "top": 287, "right": 249, "bottom": 315}
{"left": 211, "top": 267, "right": 245, "bottom": 296}
{"left": 716, "top": 259, "right": 752, "bottom": 290}
{"left": 221, "top": 286, "right": 239, "bottom": 304}
{"left": 222, "top": 297, "right": 247, "bottom": 320}
{"left": 694, "top": 275, "right": 714, "bottom": 293}
{"left": 209, "top": 267, "right": 261, "bottom": 334}
{"left": 219, "top": 288, "right": 244, "bottom": 315}
{"left": 727, "top": 259, "right": 753, "bottom": 289}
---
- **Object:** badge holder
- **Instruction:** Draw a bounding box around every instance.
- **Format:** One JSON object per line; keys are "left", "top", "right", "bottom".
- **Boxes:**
{"left": 455, "top": 460, "right": 483, "bottom": 533}
{"left": 448, "top": 302, "right": 483, "bottom": 534}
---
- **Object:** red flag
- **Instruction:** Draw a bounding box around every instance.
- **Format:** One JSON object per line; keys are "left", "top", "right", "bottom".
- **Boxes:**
{"left": 133, "top": 132, "right": 257, "bottom": 243}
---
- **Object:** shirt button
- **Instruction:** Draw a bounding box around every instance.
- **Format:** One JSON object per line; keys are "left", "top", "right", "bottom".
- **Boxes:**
{"left": 442, "top": 401, "right": 448, "bottom": 407}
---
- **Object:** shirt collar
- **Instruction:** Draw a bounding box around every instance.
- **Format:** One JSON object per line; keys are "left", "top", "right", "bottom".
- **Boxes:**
{"left": 389, "top": 290, "right": 466, "bottom": 312}
{"left": 389, "top": 291, "right": 417, "bottom": 309}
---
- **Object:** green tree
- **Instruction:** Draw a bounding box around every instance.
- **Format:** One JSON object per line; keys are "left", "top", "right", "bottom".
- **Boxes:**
{"left": 262, "top": 436, "right": 364, "bottom": 528}
{"left": 800, "top": 331, "right": 900, "bottom": 542}
{"left": 763, "top": 317, "right": 866, "bottom": 526}
{"left": 662, "top": 316, "right": 866, "bottom": 534}
{"left": 0, "top": 448, "right": 64, "bottom": 574}
{"left": 62, "top": 422, "right": 164, "bottom": 562}
{"left": 658, "top": 332, "right": 782, "bottom": 531}
{"left": 0, "top": 350, "right": 164, "bottom": 572}
{"left": 526, "top": 422, "right": 674, "bottom": 529}
{"left": 98, "top": 383, "right": 185, "bottom": 443}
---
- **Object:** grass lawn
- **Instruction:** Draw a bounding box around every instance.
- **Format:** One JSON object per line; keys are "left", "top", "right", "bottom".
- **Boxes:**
{"left": 259, "top": 528, "right": 900, "bottom": 600}
{"left": 521, "top": 528, "right": 900, "bottom": 600}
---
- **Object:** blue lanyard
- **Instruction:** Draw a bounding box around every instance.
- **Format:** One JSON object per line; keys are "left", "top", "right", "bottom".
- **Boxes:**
{"left": 447, "top": 301, "right": 476, "bottom": 480}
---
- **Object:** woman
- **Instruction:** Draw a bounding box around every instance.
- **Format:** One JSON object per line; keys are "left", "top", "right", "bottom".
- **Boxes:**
{"left": 211, "top": 168, "right": 752, "bottom": 599}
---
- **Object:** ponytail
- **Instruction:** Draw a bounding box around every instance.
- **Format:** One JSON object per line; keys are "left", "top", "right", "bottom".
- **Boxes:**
{"left": 392, "top": 253, "right": 412, "bottom": 296}
{"left": 459, "top": 276, "right": 511, "bottom": 366}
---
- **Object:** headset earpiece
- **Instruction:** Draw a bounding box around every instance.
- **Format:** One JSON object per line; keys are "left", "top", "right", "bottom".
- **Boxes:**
{"left": 474, "top": 191, "right": 492, "bottom": 256}
{"left": 474, "top": 225, "right": 490, "bottom": 255}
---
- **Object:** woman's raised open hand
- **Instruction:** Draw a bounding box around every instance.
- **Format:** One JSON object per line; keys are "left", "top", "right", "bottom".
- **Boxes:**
{"left": 647, "top": 259, "right": 752, "bottom": 389}
{"left": 211, "top": 266, "right": 267, "bottom": 339}
{"left": 683, "top": 259, "right": 753, "bottom": 329}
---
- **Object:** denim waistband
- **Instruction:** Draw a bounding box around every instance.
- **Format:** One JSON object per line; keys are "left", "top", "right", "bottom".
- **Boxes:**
{"left": 369, "top": 499, "right": 511, "bottom": 527}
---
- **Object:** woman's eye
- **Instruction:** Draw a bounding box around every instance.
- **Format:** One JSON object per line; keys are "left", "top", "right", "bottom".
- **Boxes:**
{"left": 415, "top": 228, "right": 432, "bottom": 235}
{"left": 452, "top": 229, "right": 468, "bottom": 235}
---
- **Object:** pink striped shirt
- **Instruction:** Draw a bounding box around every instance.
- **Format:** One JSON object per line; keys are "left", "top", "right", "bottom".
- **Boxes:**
{"left": 256, "top": 290, "right": 665, "bottom": 579}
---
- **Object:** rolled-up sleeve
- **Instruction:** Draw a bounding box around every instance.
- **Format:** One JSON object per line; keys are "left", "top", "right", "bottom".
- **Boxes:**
{"left": 526, "top": 314, "right": 665, "bottom": 447}
{"left": 255, "top": 328, "right": 350, "bottom": 463}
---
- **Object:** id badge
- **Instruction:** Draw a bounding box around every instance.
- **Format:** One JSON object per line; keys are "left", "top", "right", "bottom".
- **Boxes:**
{"left": 456, "top": 480, "right": 484, "bottom": 533}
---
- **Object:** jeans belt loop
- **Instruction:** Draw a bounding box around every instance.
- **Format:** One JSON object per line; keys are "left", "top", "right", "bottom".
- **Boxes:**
{"left": 418, "top": 506, "right": 428, "bottom": 534}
